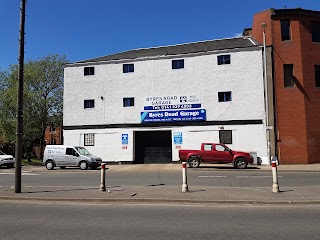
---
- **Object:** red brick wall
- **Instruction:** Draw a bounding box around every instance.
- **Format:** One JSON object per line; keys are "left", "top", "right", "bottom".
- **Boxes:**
{"left": 252, "top": 9, "right": 320, "bottom": 164}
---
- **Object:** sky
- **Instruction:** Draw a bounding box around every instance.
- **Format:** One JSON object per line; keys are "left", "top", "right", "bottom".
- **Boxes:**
{"left": 0, "top": 0, "right": 319, "bottom": 70}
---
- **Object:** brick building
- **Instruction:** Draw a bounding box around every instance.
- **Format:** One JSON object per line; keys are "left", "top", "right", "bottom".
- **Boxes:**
{"left": 250, "top": 8, "right": 320, "bottom": 164}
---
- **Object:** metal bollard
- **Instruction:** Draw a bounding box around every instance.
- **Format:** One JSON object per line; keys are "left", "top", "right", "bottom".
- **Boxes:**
{"left": 271, "top": 157, "right": 280, "bottom": 193}
{"left": 99, "top": 163, "right": 107, "bottom": 191}
{"left": 182, "top": 162, "right": 189, "bottom": 192}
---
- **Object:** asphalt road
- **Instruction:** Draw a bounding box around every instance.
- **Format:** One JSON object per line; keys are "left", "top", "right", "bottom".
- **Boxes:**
{"left": 1, "top": 202, "right": 319, "bottom": 240}
{"left": 1, "top": 166, "right": 320, "bottom": 189}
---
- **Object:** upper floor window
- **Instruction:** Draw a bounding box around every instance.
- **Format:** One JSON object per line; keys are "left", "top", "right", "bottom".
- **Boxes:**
{"left": 284, "top": 64, "right": 294, "bottom": 87}
{"left": 84, "top": 67, "right": 94, "bottom": 76}
{"left": 84, "top": 133, "right": 95, "bottom": 146}
{"left": 311, "top": 21, "right": 320, "bottom": 43}
{"left": 123, "top": 97, "right": 134, "bottom": 107}
{"left": 172, "top": 59, "right": 184, "bottom": 69}
{"left": 315, "top": 65, "right": 320, "bottom": 87}
{"left": 123, "top": 64, "right": 134, "bottom": 73}
{"left": 217, "top": 55, "right": 231, "bottom": 65}
{"left": 84, "top": 99, "right": 95, "bottom": 109}
{"left": 281, "top": 20, "right": 291, "bottom": 41}
{"left": 219, "top": 130, "right": 232, "bottom": 144}
{"left": 218, "top": 91, "right": 232, "bottom": 102}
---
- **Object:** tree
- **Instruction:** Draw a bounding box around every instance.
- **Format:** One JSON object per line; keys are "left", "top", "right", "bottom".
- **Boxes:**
{"left": 0, "top": 54, "right": 68, "bottom": 158}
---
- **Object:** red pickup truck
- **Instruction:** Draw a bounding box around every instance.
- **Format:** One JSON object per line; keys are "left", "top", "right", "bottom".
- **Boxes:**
{"left": 179, "top": 143, "right": 254, "bottom": 169}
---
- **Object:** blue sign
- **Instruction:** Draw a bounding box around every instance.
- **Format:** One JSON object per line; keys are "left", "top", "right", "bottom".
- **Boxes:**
{"left": 122, "top": 134, "right": 128, "bottom": 145}
{"left": 144, "top": 103, "right": 201, "bottom": 111}
{"left": 141, "top": 109, "right": 206, "bottom": 123}
{"left": 173, "top": 132, "right": 183, "bottom": 144}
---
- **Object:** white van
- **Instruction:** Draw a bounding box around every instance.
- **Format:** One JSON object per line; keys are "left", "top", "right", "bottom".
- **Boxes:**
{"left": 43, "top": 145, "right": 102, "bottom": 170}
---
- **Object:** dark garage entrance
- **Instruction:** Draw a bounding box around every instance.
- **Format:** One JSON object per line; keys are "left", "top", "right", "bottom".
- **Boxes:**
{"left": 134, "top": 131, "right": 172, "bottom": 164}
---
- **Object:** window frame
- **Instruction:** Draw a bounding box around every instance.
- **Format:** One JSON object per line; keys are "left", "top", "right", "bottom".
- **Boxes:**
{"left": 172, "top": 59, "right": 184, "bottom": 69}
{"left": 217, "top": 55, "right": 231, "bottom": 65}
{"left": 84, "top": 133, "right": 95, "bottom": 146}
{"left": 84, "top": 67, "right": 95, "bottom": 76}
{"left": 123, "top": 64, "right": 134, "bottom": 73}
{"left": 84, "top": 99, "right": 95, "bottom": 109}
{"left": 281, "top": 20, "right": 291, "bottom": 41}
{"left": 219, "top": 130, "right": 232, "bottom": 144}
{"left": 218, "top": 91, "right": 232, "bottom": 102}
{"left": 284, "top": 64, "right": 294, "bottom": 88}
{"left": 123, "top": 97, "right": 134, "bottom": 107}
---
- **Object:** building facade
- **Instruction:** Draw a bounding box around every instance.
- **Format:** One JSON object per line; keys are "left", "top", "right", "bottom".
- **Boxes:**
{"left": 63, "top": 37, "right": 270, "bottom": 164}
{"left": 251, "top": 8, "right": 320, "bottom": 164}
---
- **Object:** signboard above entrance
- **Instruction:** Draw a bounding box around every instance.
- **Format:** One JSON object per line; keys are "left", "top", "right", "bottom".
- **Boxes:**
{"left": 144, "top": 94, "right": 201, "bottom": 110}
{"left": 141, "top": 109, "right": 206, "bottom": 123}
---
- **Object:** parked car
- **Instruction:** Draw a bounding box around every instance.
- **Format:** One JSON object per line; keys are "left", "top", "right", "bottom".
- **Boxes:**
{"left": 179, "top": 143, "right": 254, "bottom": 169}
{"left": 43, "top": 145, "right": 103, "bottom": 170}
{"left": 0, "top": 151, "right": 15, "bottom": 168}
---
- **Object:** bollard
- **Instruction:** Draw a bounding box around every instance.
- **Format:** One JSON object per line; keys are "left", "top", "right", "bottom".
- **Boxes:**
{"left": 271, "top": 157, "right": 280, "bottom": 193}
{"left": 99, "top": 163, "right": 107, "bottom": 191}
{"left": 182, "top": 162, "right": 189, "bottom": 192}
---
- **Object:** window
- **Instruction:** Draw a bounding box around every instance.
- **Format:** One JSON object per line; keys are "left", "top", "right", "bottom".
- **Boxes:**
{"left": 84, "top": 99, "right": 95, "bottom": 109}
{"left": 215, "top": 144, "right": 226, "bottom": 151}
{"left": 315, "top": 65, "right": 320, "bottom": 87}
{"left": 172, "top": 59, "right": 184, "bottom": 69}
{"left": 203, "top": 144, "right": 212, "bottom": 151}
{"left": 84, "top": 133, "right": 94, "bottom": 146}
{"left": 66, "top": 148, "right": 76, "bottom": 156}
{"left": 219, "top": 130, "right": 232, "bottom": 144}
{"left": 123, "top": 97, "right": 134, "bottom": 107}
{"left": 218, "top": 91, "right": 232, "bottom": 102}
{"left": 284, "top": 64, "right": 294, "bottom": 87}
{"left": 217, "top": 55, "right": 231, "bottom": 65}
{"left": 311, "top": 22, "right": 320, "bottom": 43}
{"left": 84, "top": 67, "right": 94, "bottom": 76}
{"left": 281, "top": 20, "right": 291, "bottom": 41}
{"left": 123, "top": 64, "right": 134, "bottom": 73}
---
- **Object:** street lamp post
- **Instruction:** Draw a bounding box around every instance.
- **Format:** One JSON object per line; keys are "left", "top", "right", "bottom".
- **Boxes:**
{"left": 262, "top": 22, "right": 271, "bottom": 165}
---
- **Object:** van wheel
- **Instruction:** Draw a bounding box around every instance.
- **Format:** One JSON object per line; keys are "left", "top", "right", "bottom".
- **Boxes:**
{"left": 46, "top": 160, "right": 54, "bottom": 170}
{"left": 79, "top": 161, "right": 88, "bottom": 170}
{"left": 234, "top": 158, "right": 248, "bottom": 169}
{"left": 189, "top": 157, "right": 200, "bottom": 168}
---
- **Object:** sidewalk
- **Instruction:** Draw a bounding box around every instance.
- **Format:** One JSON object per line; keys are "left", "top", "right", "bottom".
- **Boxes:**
{"left": 1, "top": 163, "right": 320, "bottom": 205}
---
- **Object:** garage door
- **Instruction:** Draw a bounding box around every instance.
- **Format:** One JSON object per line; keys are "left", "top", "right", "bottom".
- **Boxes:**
{"left": 134, "top": 131, "right": 172, "bottom": 164}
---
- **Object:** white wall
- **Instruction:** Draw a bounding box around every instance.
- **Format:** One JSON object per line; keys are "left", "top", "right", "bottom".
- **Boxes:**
{"left": 63, "top": 46, "right": 269, "bottom": 164}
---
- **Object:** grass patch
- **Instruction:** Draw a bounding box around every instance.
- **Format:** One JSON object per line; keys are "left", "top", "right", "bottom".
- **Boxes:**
{"left": 22, "top": 158, "right": 42, "bottom": 166}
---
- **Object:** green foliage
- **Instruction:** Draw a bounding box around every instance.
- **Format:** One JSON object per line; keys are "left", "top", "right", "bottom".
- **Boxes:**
{"left": 0, "top": 54, "right": 68, "bottom": 152}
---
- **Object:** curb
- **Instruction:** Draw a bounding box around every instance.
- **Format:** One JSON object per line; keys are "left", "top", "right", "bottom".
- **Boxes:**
{"left": 1, "top": 196, "right": 320, "bottom": 205}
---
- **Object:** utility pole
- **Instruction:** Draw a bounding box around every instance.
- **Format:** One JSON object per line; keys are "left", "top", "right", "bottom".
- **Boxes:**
{"left": 15, "top": 0, "right": 26, "bottom": 193}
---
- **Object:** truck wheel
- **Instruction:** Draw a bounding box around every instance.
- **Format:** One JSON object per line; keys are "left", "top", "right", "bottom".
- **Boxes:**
{"left": 46, "top": 160, "right": 54, "bottom": 170}
{"left": 79, "top": 161, "right": 88, "bottom": 170}
{"left": 189, "top": 157, "right": 200, "bottom": 168}
{"left": 234, "top": 158, "right": 248, "bottom": 169}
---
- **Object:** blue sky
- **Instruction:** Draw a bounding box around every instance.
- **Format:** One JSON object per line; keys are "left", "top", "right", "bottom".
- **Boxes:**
{"left": 1, "top": 0, "right": 319, "bottom": 70}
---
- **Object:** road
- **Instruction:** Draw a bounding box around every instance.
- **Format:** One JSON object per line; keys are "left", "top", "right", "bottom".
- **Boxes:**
{"left": 1, "top": 165, "right": 320, "bottom": 189}
{"left": 0, "top": 201, "right": 319, "bottom": 240}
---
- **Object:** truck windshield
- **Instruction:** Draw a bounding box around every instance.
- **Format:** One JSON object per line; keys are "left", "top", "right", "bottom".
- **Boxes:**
{"left": 74, "top": 147, "right": 92, "bottom": 156}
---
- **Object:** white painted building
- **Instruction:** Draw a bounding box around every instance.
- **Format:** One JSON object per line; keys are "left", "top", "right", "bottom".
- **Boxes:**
{"left": 63, "top": 37, "right": 269, "bottom": 165}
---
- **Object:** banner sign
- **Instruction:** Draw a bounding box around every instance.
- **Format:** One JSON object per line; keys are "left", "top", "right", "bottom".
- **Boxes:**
{"left": 144, "top": 94, "right": 201, "bottom": 110}
{"left": 141, "top": 109, "right": 206, "bottom": 123}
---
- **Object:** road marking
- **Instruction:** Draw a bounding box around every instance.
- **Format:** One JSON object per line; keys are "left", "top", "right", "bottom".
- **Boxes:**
{"left": 236, "top": 176, "right": 282, "bottom": 178}
{"left": 198, "top": 176, "right": 226, "bottom": 178}
{"left": 0, "top": 172, "right": 39, "bottom": 176}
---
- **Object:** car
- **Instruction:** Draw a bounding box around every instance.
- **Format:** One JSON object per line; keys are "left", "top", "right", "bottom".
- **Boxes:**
{"left": 0, "top": 150, "right": 15, "bottom": 168}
